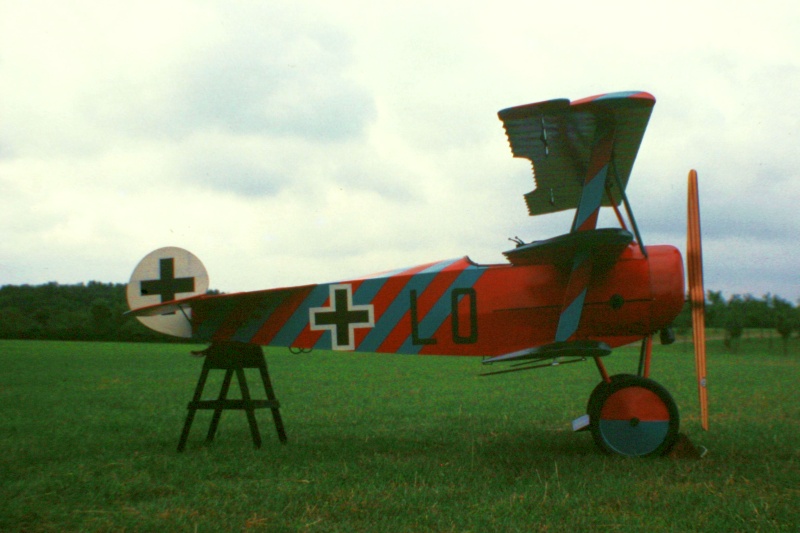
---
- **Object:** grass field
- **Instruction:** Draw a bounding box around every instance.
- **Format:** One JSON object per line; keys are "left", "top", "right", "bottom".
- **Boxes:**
{"left": 1, "top": 338, "right": 798, "bottom": 532}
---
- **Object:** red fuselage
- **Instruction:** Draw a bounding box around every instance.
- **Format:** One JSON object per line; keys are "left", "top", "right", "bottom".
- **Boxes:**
{"left": 447, "top": 243, "right": 685, "bottom": 357}
{"left": 191, "top": 243, "right": 685, "bottom": 357}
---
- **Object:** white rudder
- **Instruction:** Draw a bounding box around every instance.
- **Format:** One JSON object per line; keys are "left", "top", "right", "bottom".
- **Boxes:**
{"left": 126, "top": 247, "right": 209, "bottom": 338}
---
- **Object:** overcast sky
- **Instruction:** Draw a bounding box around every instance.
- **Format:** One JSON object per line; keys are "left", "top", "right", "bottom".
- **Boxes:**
{"left": 2, "top": 1, "right": 798, "bottom": 302}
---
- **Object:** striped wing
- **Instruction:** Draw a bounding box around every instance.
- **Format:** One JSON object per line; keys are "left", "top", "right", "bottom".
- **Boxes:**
{"left": 498, "top": 91, "right": 655, "bottom": 216}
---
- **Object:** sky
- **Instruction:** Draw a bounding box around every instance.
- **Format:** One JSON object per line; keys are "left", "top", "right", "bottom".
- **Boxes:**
{"left": 2, "top": 0, "right": 799, "bottom": 302}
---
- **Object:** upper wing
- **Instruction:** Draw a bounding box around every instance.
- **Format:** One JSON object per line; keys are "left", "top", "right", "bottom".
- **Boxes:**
{"left": 498, "top": 91, "right": 655, "bottom": 216}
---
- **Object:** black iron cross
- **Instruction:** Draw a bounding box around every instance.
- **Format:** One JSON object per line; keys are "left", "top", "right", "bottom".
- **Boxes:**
{"left": 310, "top": 285, "right": 373, "bottom": 350}
{"left": 140, "top": 258, "right": 195, "bottom": 302}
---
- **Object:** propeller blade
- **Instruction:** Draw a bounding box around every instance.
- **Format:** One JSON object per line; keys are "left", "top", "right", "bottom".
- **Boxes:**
{"left": 687, "top": 169, "right": 709, "bottom": 430}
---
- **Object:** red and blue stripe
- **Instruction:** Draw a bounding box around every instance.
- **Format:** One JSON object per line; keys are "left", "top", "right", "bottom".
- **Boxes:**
{"left": 193, "top": 257, "right": 485, "bottom": 353}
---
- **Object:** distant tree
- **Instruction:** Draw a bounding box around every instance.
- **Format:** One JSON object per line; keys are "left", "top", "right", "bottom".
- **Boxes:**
{"left": 673, "top": 298, "right": 692, "bottom": 335}
{"left": 772, "top": 296, "right": 798, "bottom": 356}
{"left": 757, "top": 293, "right": 775, "bottom": 349}
{"left": 0, "top": 307, "right": 38, "bottom": 338}
{"left": 741, "top": 294, "right": 772, "bottom": 330}
{"left": 90, "top": 298, "right": 113, "bottom": 338}
{"left": 0, "top": 282, "right": 186, "bottom": 343}
{"left": 724, "top": 294, "right": 745, "bottom": 352}
{"left": 33, "top": 308, "right": 51, "bottom": 328}
{"left": 705, "top": 290, "right": 726, "bottom": 329}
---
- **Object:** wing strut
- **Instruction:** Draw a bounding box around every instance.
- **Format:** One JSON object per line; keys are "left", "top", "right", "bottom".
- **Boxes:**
{"left": 556, "top": 120, "right": 615, "bottom": 342}
{"left": 610, "top": 161, "right": 647, "bottom": 257}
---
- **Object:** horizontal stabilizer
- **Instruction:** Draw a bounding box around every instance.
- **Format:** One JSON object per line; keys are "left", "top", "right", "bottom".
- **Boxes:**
{"left": 482, "top": 340, "right": 612, "bottom": 365}
{"left": 125, "top": 294, "right": 207, "bottom": 317}
{"left": 504, "top": 228, "right": 633, "bottom": 268}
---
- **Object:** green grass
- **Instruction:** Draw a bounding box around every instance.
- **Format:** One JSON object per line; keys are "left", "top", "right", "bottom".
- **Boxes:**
{"left": 1, "top": 339, "right": 798, "bottom": 531}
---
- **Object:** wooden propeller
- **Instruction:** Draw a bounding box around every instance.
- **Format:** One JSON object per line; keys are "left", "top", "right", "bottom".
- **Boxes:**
{"left": 687, "top": 169, "right": 709, "bottom": 430}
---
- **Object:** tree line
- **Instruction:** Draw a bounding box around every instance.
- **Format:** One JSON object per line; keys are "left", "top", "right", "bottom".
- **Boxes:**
{"left": 0, "top": 282, "right": 179, "bottom": 342}
{"left": 0, "top": 282, "right": 798, "bottom": 348}
{"left": 672, "top": 291, "right": 799, "bottom": 354}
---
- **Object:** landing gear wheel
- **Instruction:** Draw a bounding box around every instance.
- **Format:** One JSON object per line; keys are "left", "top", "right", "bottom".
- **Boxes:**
{"left": 588, "top": 375, "right": 679, "bottom": 457}
{"left": 586, "top": 373, "right": 633, "bottom": 418}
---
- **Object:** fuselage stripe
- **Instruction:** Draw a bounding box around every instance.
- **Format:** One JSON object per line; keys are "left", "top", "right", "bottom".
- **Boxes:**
{"left": 400, "top": 266, "right": 485, "bottom": 354}
{"left": 230, "top": 295, "right": 287, "bottom": 343}
{"left": 270, "top": 284, "right": 332, "bottom": 346}
{"left": 194, "top": 299, "right": 239, "bottom": 341}
{"left": 246, "top": 287, "right": 314, "bottom": 345}
{"left": 358, "top": 258, "right": 461, "bottom": 353}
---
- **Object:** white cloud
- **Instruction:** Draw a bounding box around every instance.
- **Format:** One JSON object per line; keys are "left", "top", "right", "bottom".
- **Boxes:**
{"left": 1, "top": 0, "right": 799, "bottom": 302}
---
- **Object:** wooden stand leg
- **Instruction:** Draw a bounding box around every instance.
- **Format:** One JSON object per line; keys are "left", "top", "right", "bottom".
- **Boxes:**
{"left": 177, "top": 342, "right": 287, "bottom": 452}
{"left": 259, "top": 360, "right": 287, "bottom": 443}
{"left": 205, "top": 368, "right": 234, "bottom": 443}
{"left": 178, "top": 362, "right": 211, "bottom": 452}
{"left": 233, "top": 366, "right": 259, "bottom": 448}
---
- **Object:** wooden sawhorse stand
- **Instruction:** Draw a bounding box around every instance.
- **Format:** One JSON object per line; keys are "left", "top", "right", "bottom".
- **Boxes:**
{"left": 177, "top": 342, "right": 287, "bottom": 452}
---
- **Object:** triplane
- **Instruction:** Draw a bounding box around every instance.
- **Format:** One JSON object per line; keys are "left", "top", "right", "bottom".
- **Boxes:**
{"left": 127, "top": 91, "right": 708, "bottom": 457}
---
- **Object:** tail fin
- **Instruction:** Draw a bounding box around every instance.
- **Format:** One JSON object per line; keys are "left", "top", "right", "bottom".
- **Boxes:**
{"left": 126, "top": 247, "right": 209, "bottom": 338}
